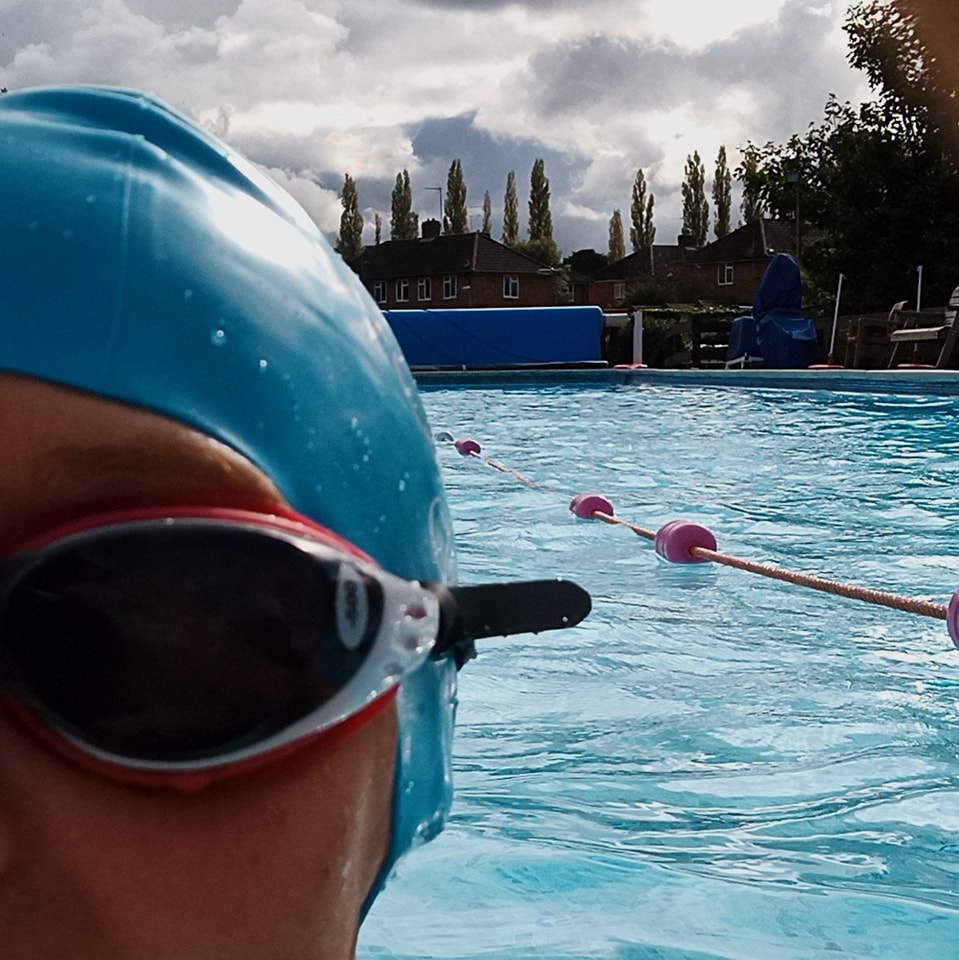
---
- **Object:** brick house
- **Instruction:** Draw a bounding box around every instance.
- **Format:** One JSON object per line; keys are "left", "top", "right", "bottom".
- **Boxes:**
{"left": 682, "top": 219, "right": 797, "bottom": 305}
{"left": 350, "top": 219, "right": 558, "bottom": 309}
{"left": 587, "top": 240, "right": 695, "bottom": 310}
{"left": 587, "top": 219, "right": 797, "bottom": 309}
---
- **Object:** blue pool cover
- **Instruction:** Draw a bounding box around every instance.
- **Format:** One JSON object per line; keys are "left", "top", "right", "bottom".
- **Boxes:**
{"left": 384, "top": 306, "right": 606, "bottom": 368}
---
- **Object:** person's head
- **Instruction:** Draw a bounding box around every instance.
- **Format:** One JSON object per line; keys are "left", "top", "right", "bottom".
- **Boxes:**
{"left": 0, "top": 86, "right": 590, "bottom": 959}
{"left": 0, "top": 85, "right": 459, "bottom": 959}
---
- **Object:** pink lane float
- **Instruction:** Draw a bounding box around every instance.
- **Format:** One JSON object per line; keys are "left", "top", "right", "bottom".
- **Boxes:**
{"left": 454, "top": 437, "right": 482, "bottom": 456}
{"left": 446, "top": 437, "right": 959, "bottom": 648}
{"left": 569, "top": 490, "right": 959, "bottom": 648}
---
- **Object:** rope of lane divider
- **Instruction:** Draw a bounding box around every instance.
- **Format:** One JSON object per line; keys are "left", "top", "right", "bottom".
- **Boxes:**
{"left": 443, "top": 434, "right": 959, "bottom": 646}
{"left": 450, "top": 436, "right": 557, "bottom": 491}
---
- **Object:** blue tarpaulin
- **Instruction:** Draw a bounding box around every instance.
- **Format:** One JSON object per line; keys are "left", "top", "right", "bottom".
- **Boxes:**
{"left": 383, "top": 306, "right": 606, "bottom": 368}
{"left": 727, "top": 254, "right": 817, "bottom": 368}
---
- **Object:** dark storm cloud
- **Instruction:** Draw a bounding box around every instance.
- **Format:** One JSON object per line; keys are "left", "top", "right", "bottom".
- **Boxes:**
{"left": 526, "top": 34, "right": 692, "bottom": 117}
{"left": 411, "top": 113, "right": 586, "bottom": 204}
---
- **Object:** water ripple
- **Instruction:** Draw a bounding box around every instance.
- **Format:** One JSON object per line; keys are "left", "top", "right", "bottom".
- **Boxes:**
{"left": 360, "top": 385, "right": 959, "bottom": 960}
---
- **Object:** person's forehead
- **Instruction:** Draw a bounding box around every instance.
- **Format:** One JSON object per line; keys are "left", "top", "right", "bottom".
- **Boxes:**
{"left": 0, "top": 374, "right": 238, "bottom": 469}
{"left": 0, "top": 374, "right": 282, "bottom": 550}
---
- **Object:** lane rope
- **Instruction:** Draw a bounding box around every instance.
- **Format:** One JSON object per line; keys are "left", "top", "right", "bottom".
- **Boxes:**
{"left": 440, "top": 434, "right": 959, "bottom": 646}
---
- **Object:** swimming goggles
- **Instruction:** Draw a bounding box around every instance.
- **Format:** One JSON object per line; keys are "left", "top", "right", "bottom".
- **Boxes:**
{"left": 0, "top": 507, "right": 590, "bottom": 779}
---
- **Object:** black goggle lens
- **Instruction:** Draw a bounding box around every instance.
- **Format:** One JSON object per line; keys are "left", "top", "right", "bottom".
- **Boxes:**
{"left": 0, "top": 527, "right": 383, "bottom": 762}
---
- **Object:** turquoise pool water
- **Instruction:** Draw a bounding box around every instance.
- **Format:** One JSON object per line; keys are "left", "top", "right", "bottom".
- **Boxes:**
{"left": 359, "top": 384, "right": 959, "bottom": 960}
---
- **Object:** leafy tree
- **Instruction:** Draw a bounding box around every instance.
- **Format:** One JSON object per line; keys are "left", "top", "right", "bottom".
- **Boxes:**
{"left": 629, "top": 168, "right": 655, "bottom": 251}
{"left": 737, "top": 144, "right": 765, "bottom": 224}
{"left": 513, "top": 238, "right": 560, "bottom": 268}
{"left": 608, "top": 209, "right": 625, "bottom": 262}
{"left": 374, "top": 213, "right": 382, "bottom": 245}
{"left": 390, "top": 170, "right": 418, "bottom": 240}
{"left": 444, "top": 159, "right": 468, "bottom": 234}
{"left": 502, "top": 170, "right": 519, "bottom": 246}
{"left": 334, "top": 173, "right": 364, "bottom": 260}
{"left": 565, "top": 248, "right": 609, "bottom": 277}
{"left": 481, "top": 190, "right": 492, "bottom": 235}
{"left": 740, "top": 94, "right": 959, "bottom": 312}
{"left": 846, "top": 1, "right": 954, "bottom": 145}
{"left": 728, "top": 2, "right": 959, "bottom": 312}
{"left": 681, "top": 151, "right": 709, "bottom": 246}
{"left": 712, "top": 145, "right": 732, "bottom": 239}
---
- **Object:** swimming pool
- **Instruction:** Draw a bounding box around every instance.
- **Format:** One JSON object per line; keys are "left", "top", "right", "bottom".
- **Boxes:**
{"left": 358, "top": 383, "right": 959, "bottom": 960}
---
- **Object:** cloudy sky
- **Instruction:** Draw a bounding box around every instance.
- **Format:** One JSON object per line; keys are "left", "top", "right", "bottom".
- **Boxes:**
{"left": 1, "top": 0, "right": 870, "bottom": 255}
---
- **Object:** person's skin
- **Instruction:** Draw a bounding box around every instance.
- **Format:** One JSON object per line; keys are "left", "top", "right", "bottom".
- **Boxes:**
{"left": 0, "top": 372, "right": 395, "bottom": 960}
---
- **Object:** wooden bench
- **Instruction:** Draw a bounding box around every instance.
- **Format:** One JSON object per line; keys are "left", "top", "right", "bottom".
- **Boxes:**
{"left": 844, "top": 313, "right": 896, "bottom": 368}
{"left": 888, "top": 287, "right": 959, "bottom": 368}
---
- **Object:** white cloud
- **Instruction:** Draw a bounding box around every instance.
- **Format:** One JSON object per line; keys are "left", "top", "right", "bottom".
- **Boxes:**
{"left": 0, "top": 0, "right": 869, "bottom": 253}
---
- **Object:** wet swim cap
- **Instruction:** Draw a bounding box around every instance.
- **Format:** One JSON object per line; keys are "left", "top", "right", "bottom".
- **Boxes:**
{"left": 0, "top": 85, "right": 456, "bottom": 901}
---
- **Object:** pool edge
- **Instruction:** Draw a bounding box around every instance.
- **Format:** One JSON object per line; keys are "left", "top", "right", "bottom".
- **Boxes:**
{"left": 412, "top": 367, "right": 959, "bottom": 395}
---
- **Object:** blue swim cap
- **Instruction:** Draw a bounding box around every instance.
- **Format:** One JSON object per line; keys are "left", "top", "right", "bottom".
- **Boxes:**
{"left": 0, "top": 86, "right": 456, "bottom": 903}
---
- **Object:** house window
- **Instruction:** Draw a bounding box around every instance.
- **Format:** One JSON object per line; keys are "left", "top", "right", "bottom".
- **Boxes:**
{"left": 718, "top": 263, "right": 734, "bottom": 286}
{"left": 503, "top": 274, "right": 519, "bottom": 299}
{"left": 373, "top": 280, "right": 387, "bottom": 304}
{"left": 417, "top": 277, "right": 432, "bottom": 301}
{"left": 396, "top": 279, "right": 410, "bottom": 302}
{"left": 443, "top": 275, "right": 458, "bottom": 299}
{"left": 613, "top": 282, "right": 626, "bottom": 302}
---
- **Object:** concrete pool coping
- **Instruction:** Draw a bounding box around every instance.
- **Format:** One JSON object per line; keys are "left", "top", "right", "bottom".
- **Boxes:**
{"left": 413, "top": 366, "right": 959, "bottom": 396}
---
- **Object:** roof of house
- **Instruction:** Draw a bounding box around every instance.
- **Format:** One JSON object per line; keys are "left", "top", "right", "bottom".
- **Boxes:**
{"left": 351, "top": 232, "right": 553, "bottom": 279}
{"left": 591, "top": 244, "right": 690, "bottom": 282}
{"left": 687, "top": 219, "right": 796, "bottom": 264}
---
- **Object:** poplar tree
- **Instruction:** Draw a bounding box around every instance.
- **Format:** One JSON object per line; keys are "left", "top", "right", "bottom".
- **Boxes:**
{"left": 481, "top": 190, "right": 492, "bottom": 235}
{"left": 522, "top": 158, "right": 560, "bottom": 264}
{"left": 502, "top": 170, "right": 519, "bottom": 246}
{"left": 390, "top": 170, "right": 418, "bottom": 240}
{"left": 334, "top": 173, "right": 364, "bottom": 260}
{"left": 527, "top": 158, "right": 553, "bottom": 244}
{"left": 608, "top": 209, "right": 625, "bottom": 262}
{"left": 444, "top": 159, "right": 468, "bottom": 233}
{"left": 642, "top": 193, "right": 656, "bottom": 247}
{"left": 374, "top": 213, "right": 382, "bottom": 245}
{"left": 712, "top": 145, "right": 732, "bottom": 239}
{"left": 629, "top": 168, "right": 656, "bottom": 251}
{"left": 681, "top": 151, "right": 709, "bottom": 246}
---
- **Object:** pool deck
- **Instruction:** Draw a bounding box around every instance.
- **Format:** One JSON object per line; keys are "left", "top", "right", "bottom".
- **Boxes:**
{"left": 413, "top": 366, "right": 959, "bottom": 395}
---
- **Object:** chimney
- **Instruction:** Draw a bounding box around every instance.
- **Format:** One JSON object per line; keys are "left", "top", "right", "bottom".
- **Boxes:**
{"left": 421, "top": 218, "right": 441, "bottom": 239}
{"left": 677, "top": 233, "right": 695, "bottom": 249}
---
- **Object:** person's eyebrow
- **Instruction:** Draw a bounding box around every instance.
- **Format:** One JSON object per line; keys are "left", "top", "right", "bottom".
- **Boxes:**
{"left": 47, "top": 440, "right": 204, "bottom": 482}
{"left": 30, "top": 434, "right": 240, "bottom": 497}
